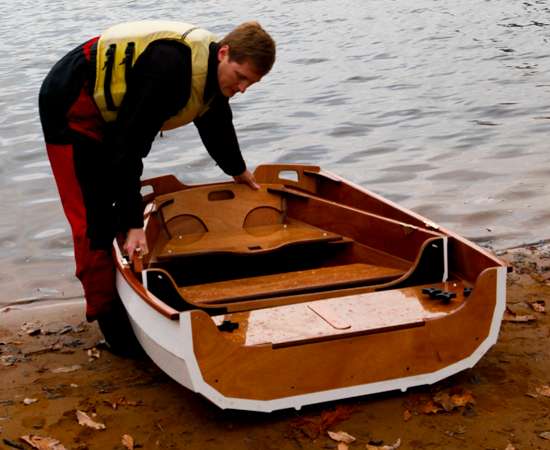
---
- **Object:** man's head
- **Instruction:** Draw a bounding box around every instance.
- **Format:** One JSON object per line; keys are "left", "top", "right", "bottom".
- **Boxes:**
{"left": 217, "top": 21, "right": 276, "bottom": 98}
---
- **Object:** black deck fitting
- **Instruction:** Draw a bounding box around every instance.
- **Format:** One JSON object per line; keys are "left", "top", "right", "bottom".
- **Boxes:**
{"left": 217, "top": 320, "right": 239, "bottom": 332}
{"left": 422, "top": 287, "right": 442, "bottom": 298}
{"left": 435, "top": 291, "right": 457, "bottom": 303}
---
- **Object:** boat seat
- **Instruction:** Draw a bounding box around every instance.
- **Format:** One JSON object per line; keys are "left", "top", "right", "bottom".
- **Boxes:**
{"left": 211, "top": 280, "right": 467, "bottom": 348}
{"left": 156, "top": 218, "right": 345, "bottom": 259}
{"left": 179, "top": 263, "right": 406, "bottom": 305}
{"left": 152, "top": 184, "right": 345, "bottom": 259}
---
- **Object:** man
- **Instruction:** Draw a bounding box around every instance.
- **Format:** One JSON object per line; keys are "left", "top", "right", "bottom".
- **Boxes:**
{"left": 39, "top": 20, "right": 276, "bottom": 353}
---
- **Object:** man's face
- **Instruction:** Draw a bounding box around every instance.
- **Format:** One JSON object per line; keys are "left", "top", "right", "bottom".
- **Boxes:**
{"left": 217, "top": 45, "right": 263, "bottom": 98}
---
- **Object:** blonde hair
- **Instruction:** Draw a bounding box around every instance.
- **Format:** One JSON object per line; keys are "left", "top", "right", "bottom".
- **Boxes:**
{"left": 219, "top": 21, "right": 276, "bottom": 75}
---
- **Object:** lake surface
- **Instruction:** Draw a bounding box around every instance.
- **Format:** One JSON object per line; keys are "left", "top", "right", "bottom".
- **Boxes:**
{"left": 2, "top": 0, "right": 550, "bottom": 304}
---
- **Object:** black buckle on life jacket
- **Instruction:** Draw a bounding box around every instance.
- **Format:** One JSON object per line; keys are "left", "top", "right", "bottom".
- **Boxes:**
{"left": 103, "top": 43, "right": 117, "bottom": 111}
{"left": 121, "top": 42, "right": 135, "bottom": 85}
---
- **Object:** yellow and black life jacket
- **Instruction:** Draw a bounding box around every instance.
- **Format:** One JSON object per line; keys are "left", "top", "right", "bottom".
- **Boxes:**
{"left": 93, "top": 20, "right": 217, "bottom": 130}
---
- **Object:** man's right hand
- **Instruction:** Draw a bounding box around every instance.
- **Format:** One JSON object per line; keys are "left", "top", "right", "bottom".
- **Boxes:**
{"left": 124, "top": 228, "right": 148, "bottom": 260}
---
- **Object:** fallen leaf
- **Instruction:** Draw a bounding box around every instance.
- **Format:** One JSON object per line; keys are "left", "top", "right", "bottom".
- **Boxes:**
{"left": 327, "top": 430, "right": 356, "bottom": 444}
{"left": 87, "top": 348, "right": 101, "bottom": 360}
{"left": 23, "top": 398, "right": 38, "bottom": 405}
{"left": 289, "top": 405, "right": 356, "bottom": 440}
{"left": 450, "top": 390, "right": 475, "bottom": 408}
{"left": 535, "top": 385, "right": 550, "bottom": 397}
{"left": 51, "top": 365, "right": 81, "bottom": 374}
{"left": 366, "top": 438, "right": 401, "bottom": 450}
{"left": 433, "top": 391, "right": 455, "bottom": 412}
{"left": 320, "top": 405, "right": 355, "bottom": 431}
{"left": 20, "top": 434, "right": 66, "bottom": 450}
{"left": 539, "top": 431, "right": 550, "bottom": 440}
{"left": 505, "top": 443, "right": 516, "bottom": 450}
{"left": 503, "top": 309, "right": 536, "bottom": 323}
{"left": 444, "top": 426, "right": 466, "bottom": 438}
{"left": 105, "top": 397, "right": 141, "bottom": 409}
{"left": 76, "top": 410, "right": 106, "bottom": 430}
{"left": 529, "top": 300, "right": 546, "bottom": 313}
{"left": 20, "top": 322, "right": 42, "bottom": 336}
{"left": 403, "top": 409, "right": 412, "bottom": 422}
{"left": 121, "top": 434, "right": 134, "bottom": 450}
{"left": 420, "top": 400, "right": 442, "bottom": 414}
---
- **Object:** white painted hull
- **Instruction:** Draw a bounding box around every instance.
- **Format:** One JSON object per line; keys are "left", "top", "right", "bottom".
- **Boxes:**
{"left": 116, "top": 265, "right": 507, "bottom": 412}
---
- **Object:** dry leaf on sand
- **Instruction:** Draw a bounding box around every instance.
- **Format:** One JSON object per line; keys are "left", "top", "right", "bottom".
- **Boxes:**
{"left": 535, "top": 385, "right": 550, "bottom": 397}
{"left": 420, "top": 399, "right": 443, "bottom": 414}
{"left": 503, "top": 308, "right": 536, "bottom": 323}
{"left": 122, "top": 434, "right": 135, "bottom": 450}
{"left": 366, "top": 438, "right": 401, "bottom": 450}
{"left": 51, "top": 365, "right": 81, "bottom": 374}
{"left": 87, "top": 347, "right": 101, "bottom": 359}
{"left": 76, "top": 410, "right": 106, "bottom": 430}
{"left": 450, "top": 389, "right": 476, "bottom": 408}
{"left": 529, "top": 300, "right": 546, "bottom": 313}
{"left": 20, "top": 434, "right": 66, "bottom": 450}
{"left": 327, "top": 430, "right": 356, "bottom": 444}
{"left": 105, "top": 397, "right": 140, "bottom": 409}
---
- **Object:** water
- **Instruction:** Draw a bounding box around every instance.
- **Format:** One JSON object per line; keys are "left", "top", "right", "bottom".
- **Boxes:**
{"left": 2, "top": 0, "right": 550, "bottom": 304}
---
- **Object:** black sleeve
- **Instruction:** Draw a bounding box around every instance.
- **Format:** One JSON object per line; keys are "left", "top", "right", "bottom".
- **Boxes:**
{"left": 106, "top": 40, "right": 191, "bottom": 231}
{"left": 193, "top": 97, "right": 246, "bottom": 177}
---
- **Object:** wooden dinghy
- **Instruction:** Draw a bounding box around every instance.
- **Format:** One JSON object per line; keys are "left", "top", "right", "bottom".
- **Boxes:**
{"left": 114, "top": 164, "right": 507, "bottom": 412}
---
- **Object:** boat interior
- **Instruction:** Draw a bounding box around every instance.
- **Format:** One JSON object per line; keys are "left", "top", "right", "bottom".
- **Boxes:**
{"left": 133, "top": 180, "right": 458, "bottom": 316}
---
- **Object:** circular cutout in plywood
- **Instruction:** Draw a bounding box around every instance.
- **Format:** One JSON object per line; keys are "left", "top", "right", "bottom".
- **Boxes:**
{"left": 167, "top": 214, "right": 208, "bottom": 242}
{"left": 243, "top": 206, "right": 283, "bottom": 235}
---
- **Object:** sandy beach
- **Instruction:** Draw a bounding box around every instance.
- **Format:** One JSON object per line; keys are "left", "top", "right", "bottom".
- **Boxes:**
{"left": 0, "top": 242, "right": 549, "bottom": 450}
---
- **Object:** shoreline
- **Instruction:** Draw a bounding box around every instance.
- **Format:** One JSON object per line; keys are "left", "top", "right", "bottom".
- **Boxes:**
{"left": 1, "top": 241, "right": 550, "bottom": 449}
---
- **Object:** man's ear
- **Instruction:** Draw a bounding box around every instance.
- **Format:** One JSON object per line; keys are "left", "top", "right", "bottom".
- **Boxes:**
{"left": 217, "top": 44, "right": 230, "bottom": 62}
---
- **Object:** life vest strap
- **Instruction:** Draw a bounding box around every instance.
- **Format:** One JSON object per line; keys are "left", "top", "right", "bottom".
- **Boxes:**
{"left": 103, "top": 44, "right": 117, "bottom": 111}
{"left": 121, "top": 42, "right": 135, "bottom": 87}
{"left": 181, "top": 27, "right": 198, "bottom": 41}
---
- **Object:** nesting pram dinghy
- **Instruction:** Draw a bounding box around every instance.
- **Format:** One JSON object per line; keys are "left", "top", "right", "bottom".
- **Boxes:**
{"left": 113, "top": 164, "right": 507, "bottom": 412}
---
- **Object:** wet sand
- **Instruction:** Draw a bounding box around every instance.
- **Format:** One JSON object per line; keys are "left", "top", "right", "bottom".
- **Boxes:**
{"left": 1, "top": 243, "right": 550, "bottom": 450}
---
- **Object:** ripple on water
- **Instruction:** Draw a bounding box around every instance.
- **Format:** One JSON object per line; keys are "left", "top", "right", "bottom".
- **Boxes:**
{"left": 32, "top": 228, "right": 66, "bottom": 240}
{"left": 288, "top": 111, "right": 318, "bottom": 118}
{"left": 367, "top": 172, "right": 419, "bottom": 184}
{"left": 289, "top": 57, "right": 329, "bottom": 65}
{"left": 328, "top": 123, "right": 371, "bottom": 137}
{"left": 494, "top": 187, "right": 538, "bottom": 201}
{"left": 426, "top": 169, "right": 499, "bottom": 182}
{"left": 304, "top": 92, "right": 347, "bottom": 107}
{"left": 344, "top": 75, "right": 380, "bottom": 83}
{"left": 275, "top": 144, "right": 329, "bottom": 162}
{"left": 12, "top": 172, "right": 51, "bottom": 182}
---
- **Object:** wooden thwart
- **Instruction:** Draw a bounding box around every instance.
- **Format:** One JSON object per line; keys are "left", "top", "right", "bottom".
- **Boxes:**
{"left": 156, "top": 218, "right": 343, "bottom": 259}
{"left": 180, "top": 263, "right": 405, "bottom": 304}
{"left": 214, "top": 284, "right": 462, "bottom": 347}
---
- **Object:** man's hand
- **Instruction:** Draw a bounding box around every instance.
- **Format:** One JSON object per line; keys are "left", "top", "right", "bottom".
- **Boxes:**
{"left": 233, "top": 169, "right": 260, "bottom": 190}
{"left": 124, "top": 228, "right": 148, "bottom": 260}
